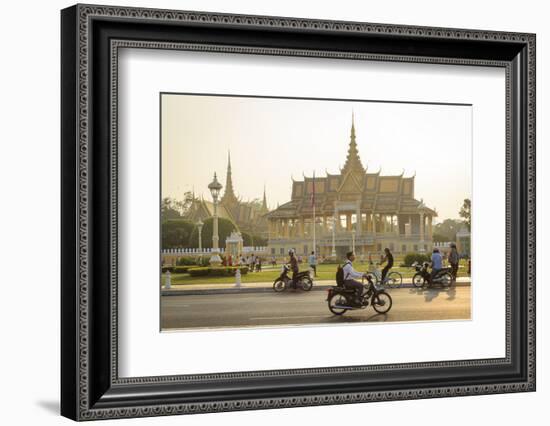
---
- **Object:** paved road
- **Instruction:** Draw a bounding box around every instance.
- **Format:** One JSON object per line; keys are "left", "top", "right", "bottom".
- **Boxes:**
{"left": 161, "top": 286, "right": 471, "bottom": 330}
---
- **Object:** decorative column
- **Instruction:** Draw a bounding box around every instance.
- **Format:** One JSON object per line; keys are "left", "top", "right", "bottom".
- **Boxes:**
{"left": 419, "top": 212, "right": 425, "bottom": 249}
{"left": 356, "top": 201, "right": 362, "bottom": 235}
{"left": 370, "top": 213, "right": 374, "bottom": 233}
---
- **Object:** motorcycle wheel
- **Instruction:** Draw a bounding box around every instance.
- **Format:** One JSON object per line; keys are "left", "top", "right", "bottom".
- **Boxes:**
{"left": 301, "top": 277, "right": 313, "bottom": 291}
{"left": 439, "top": 272, "right": 453, "bottom": 288}
{"left": 372, "top": 291, "right": 393, "bottom": 314}
{"left": 328, "top": 293, "right": 349, "bottom": 315}
{"left": 412, "top": 273, "right": 426, "bottom": 288}
{"left": 273, "top": 280, "right": 286, "bottom": 292}
{"left": 386, "top": 271, "right": 403, "bottom": 288}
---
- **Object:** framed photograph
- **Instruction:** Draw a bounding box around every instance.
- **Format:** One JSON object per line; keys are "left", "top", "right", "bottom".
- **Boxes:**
{"left": 61, "top": 4, "right": 536, "bottom": 421}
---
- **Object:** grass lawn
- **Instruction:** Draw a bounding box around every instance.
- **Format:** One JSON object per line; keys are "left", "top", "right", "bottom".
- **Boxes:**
{"left": 169, "top": 260, "right": 470, "bottom": 285}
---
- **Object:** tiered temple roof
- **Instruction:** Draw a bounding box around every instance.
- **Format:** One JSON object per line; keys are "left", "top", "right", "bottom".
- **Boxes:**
{"left": 265, "top": 115, "right": 436, "bottom": 219}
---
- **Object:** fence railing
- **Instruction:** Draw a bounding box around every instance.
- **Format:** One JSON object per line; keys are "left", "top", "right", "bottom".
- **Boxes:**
{"left": 161, "top": 247, "right": 269, "bottom": 256}
{"left": 433, "top": 242, "right": 453, "bottom": 248}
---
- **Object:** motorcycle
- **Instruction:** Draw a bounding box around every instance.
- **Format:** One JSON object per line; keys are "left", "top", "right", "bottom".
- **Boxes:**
{"left": 273, "top": 264, "right": 313, "bottom": 292}
{"left": 411, "top": 261, "right": 453, "bottom": 288}
{"left": 326, "top": 275, "right": 393, "bottom": 315}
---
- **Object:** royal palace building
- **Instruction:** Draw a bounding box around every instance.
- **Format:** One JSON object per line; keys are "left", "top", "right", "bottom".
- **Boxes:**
{"left": 265, "top": 116, "right": 437, "bottom": 259}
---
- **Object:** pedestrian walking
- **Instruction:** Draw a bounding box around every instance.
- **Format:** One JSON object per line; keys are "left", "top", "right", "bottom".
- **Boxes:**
{"left": 308, "top": 251, "right": 317, "bottom": 277}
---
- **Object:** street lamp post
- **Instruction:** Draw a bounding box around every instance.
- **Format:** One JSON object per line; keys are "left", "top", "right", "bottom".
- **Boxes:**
{"left": 351, "top": 228, "right": 356, "bottom": 253}
{"left": 208, "top": 173, "right": 223, "bottom": 266}
{"left": 197, "top": 219, "right": 204, "bottom": 252}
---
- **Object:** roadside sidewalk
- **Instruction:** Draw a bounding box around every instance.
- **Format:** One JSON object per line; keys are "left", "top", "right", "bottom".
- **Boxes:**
{"left": 162, "top": 277, "right": 471, "bottom": 296}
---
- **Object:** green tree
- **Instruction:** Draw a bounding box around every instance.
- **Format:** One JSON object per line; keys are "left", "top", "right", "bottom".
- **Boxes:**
{"left": 161, "top": 197, "right": 181, "bottom": 220}
{"left": 188, "top": 217, "right": 237, "bottom": 249}
{"left": 241, "top": 231, "right": 253, "bottom": 247}
{"left": 433, "top": 219, "right": 462, "bottom": 241}
{"left": 161, "top": 192, "right": 198, "bottom": 221}
{"left": 432, "top": 232, "right": 450, "bottom": 243}
{"left": 251, "top": 235, "right": 268, "bottom": 246}
{"left": 161, "top": 219, "right": 195, "bottom": 249}
{"left": 459, "top": 198, "right": 471, "bottom": 231}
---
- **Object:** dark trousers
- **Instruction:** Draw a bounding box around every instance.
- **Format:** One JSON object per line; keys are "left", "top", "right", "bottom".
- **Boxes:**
{"left": 344, "top": 279, "right": 364, "bottom": 298}
{"left": 381, "top": 265, "right": 391, "bottom": 282}
{"left": 291, "top": 269, "right": 299, "bottom": 288}
{"left": 450, "top": 263, "right": 459, "bottom": 280}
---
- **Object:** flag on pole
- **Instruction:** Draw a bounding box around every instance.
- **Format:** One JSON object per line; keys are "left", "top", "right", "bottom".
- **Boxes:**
{"left": 312, "top": 171, "right": 316, "bottom": 255}
{"left": 311, "top": 171, "right": 315, "bottom": 207}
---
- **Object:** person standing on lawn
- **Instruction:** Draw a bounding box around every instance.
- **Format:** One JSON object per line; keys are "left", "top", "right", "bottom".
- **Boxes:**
{"left": 449, "top": 243, "right": 460, "bottom": 283}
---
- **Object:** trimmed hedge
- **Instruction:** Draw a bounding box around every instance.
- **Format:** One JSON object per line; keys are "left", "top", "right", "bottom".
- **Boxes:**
{"left": 176, "top": 256, "right": 199, "bottom": 266}
{"left": 187, "top": 266, "right": 249, "bottom": 277}
{"left": 162, "top": 266, "right": 192, "bottom": 274}
{"left": 403, "top": 253, "right": 431, "bottom": 267}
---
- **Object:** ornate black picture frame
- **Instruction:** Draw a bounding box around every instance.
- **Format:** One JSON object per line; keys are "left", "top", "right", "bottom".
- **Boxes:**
{"left": 61, "top": 4, "right": 536, "bottom": 421}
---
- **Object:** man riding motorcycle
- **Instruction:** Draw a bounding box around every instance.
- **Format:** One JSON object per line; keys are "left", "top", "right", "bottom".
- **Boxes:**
{"left": 288, "top": 249, "right": 299, "bottom": 289}
{"left": 431, "top": 248, "right": 443, "bottom": 283}
{"left": 342, "top": 251, "right": 368, "bottom": 305}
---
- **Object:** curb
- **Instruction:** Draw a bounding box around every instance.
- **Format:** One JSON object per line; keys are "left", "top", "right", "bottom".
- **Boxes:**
{"left": 161, "top": 282, "right": 471, "bottom": 296}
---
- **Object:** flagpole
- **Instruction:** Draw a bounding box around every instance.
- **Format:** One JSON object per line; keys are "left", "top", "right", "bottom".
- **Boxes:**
{"left": 312, "top": 171, "right": 316, "bottom": 257}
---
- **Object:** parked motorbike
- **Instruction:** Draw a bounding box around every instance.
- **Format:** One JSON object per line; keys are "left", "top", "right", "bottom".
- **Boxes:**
{"left": 326, "top": 275, "right": 393, "bottom": 315}
{"left": 411, "top": 261, "right": 453, "bottom": 288}
{"left": 273, "top": 264, "right": 313, "bottom": 292}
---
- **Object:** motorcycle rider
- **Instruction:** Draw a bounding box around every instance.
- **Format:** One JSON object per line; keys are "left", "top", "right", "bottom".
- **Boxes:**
{"left": 431, "top": 248, "right": 443, "bottom": 284}
{"left": 288, "top": 249, "right": 299, "bottom": 289}
{"left": 343, "top": 251, "right": 367, "bottom": 305}
{"left": 448, "top": 243, "right": 459, "bottom": 283}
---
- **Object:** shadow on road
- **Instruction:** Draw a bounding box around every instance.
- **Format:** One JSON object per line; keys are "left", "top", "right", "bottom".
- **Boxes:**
{"left": 409, "top": 285, "right": 458, "bottom": 302}
{"left": 324, "top": 312, "right": 389, "bottom": 323}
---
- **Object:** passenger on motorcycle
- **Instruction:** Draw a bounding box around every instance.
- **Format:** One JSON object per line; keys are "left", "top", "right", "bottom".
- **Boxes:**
{"left": 343, "top": 251, "right": 367, "bottom": 304}
{"left": 431, "top": 248, "right": 443, "bottom": 282}
{"left": 288, "top": 249, "right": 299, "bottom": 289}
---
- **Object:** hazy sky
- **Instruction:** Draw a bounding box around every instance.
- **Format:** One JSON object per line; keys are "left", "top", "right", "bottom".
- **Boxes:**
{"left": 161, "top": 94, "right": 472, "bottom": 222}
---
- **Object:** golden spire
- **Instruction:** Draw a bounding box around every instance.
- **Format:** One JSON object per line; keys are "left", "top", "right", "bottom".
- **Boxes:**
{"left": 341, "top": 112, "right": 365, "bottom": 175}
{"left": 221, "top": 150, "right": 238, "bottom": 203}
{"left": 262, "top": 184, "right": 268, "bottom": 211}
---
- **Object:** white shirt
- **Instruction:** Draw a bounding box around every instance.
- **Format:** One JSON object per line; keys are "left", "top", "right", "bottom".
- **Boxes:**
{"left": 343, "top": 261, "right": 364, "bottom": 280}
